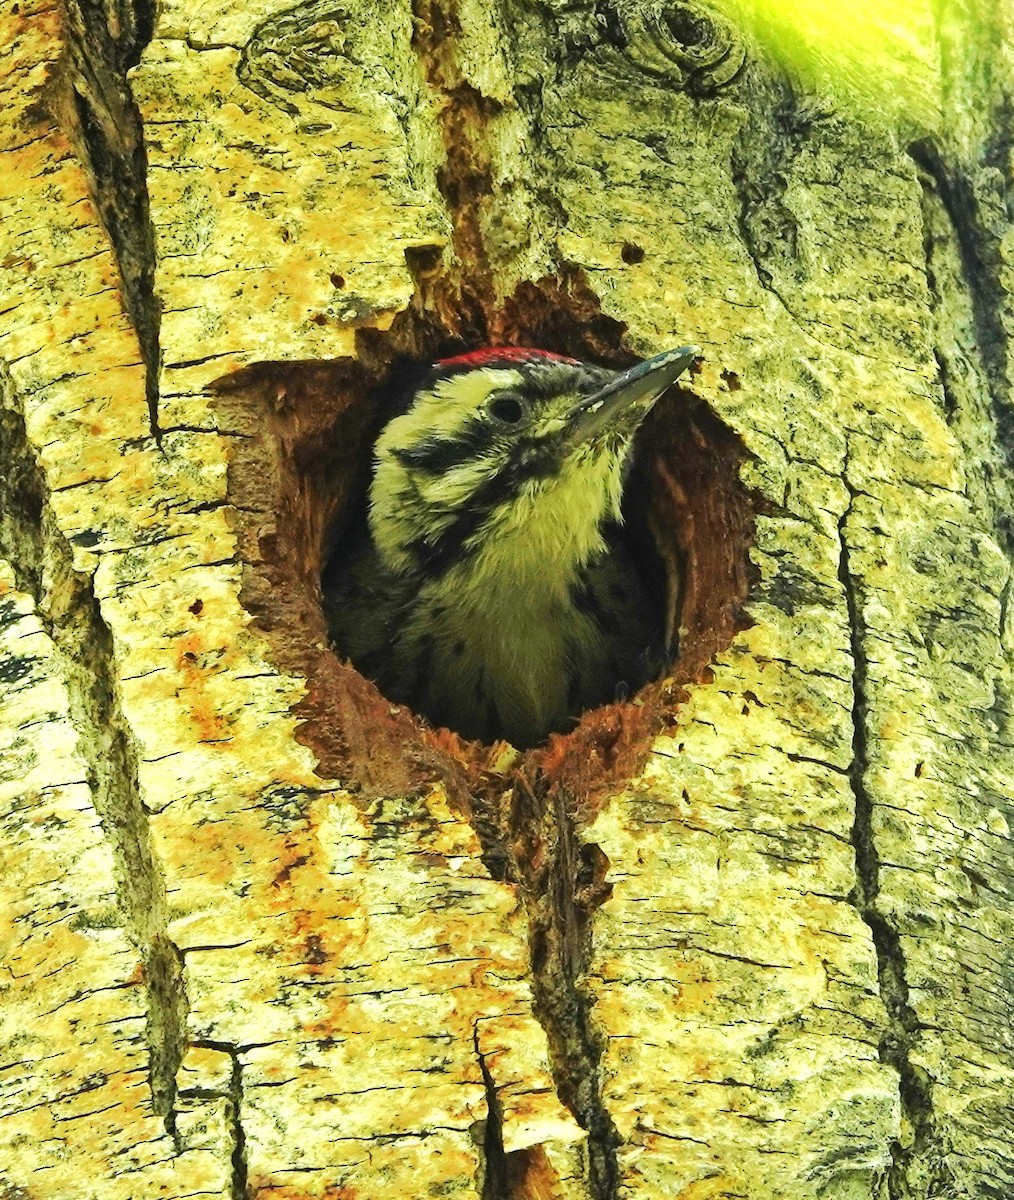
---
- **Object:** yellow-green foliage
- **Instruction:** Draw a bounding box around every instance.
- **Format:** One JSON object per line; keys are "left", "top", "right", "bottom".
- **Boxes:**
{"left": 711, "top": 0, "right": 941, "bottom": 130}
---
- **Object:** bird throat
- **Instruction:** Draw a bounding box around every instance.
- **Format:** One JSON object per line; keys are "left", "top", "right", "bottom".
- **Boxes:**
{"left": 406, "top": 449, "right": 628, "bottom": 745}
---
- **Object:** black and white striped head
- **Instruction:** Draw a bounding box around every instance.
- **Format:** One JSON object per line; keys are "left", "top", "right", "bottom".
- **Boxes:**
{"left": 370, "top": 346, "right": 699, "bottom": 577}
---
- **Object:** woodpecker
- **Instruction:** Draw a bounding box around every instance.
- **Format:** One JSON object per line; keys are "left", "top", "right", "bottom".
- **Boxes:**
{"left": 323, "top": 344, "right": 699, "bottom": 748}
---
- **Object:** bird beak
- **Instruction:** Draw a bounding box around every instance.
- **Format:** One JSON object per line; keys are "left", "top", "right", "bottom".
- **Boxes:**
{"left": 568, "top": 345, "right": 700, "bottom": 445}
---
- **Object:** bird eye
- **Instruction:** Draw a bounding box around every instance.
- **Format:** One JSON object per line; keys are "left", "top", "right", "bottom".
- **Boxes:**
{"left": 488, "top": 393, "right": 526, "bottom": 425}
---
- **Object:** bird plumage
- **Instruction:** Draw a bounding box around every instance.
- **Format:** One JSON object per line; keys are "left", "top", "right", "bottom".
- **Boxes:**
{"left": 323, "top": 346, "right": 697, "bottom": 747}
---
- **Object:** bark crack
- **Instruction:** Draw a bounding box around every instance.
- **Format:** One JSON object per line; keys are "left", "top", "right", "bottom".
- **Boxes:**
{"left": 910, "top": 137, "right": 1014, "bottom": 555}
{"left": 474, "top": 1022, "right": 509, "bottom": 1200}
{"left": 409, "top": 0, "right": 499, "bottom": 342}
{"left": 510, "top": 777, "right": 621, "bottom": 1200}
{"left": 60, "top": 0, "right": 161, "bottom": 438}
{"left": 0, "top": 369, "right": 187, "bottom": 1132}
{"left": 908, "top": 136, "right": 1014, "bottom": 426}
{"left": 838, "top": 458, "right": 948, "bottom": 1199}
{"left": 227, "top": 1048, "right": 250, "bottom": 1200}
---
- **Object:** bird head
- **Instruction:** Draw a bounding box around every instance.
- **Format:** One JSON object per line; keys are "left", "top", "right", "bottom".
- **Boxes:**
{"left": 369, "top": 345, "right": 699, "bottom": 578}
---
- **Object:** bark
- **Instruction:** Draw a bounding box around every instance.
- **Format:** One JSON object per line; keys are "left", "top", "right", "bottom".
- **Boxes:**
{"left": 2, "top": 1, "right": 1014, "bottom": 1198}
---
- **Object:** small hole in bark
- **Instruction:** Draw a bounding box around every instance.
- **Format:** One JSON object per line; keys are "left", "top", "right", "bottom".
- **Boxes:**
{"left": 621, "top": 241, "right": 645, "bottom": 264}
{"left": 915, "top": 761, "right": 924, "bottom": 777}
{"left": 189, "top": 599, "right": 204, "bottom": 615}
{"left": 576, "top": 843, "right": 613, "bottom": 906}
{"left": 404, "top": 243, "right": 444, "bottom": 277}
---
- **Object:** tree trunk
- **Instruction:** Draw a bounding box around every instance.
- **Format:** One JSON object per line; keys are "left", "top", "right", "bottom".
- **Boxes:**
{"left": 2, "top": 1, "right": 1013, "bottom": 1197}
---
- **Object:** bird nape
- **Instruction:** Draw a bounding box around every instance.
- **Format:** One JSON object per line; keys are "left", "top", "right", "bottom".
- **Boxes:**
{"left": 322, "top": 344, "right": 700, "bottom": 748}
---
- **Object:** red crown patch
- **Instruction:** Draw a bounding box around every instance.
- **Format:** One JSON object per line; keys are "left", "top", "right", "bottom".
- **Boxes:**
{"left": 435, "top": 347, "right": 581, "bottom": 370}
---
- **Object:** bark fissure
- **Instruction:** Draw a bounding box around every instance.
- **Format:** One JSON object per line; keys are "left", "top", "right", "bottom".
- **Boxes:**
{"left": 409, "top": 0, "right": 498, "bottom": 343}
{"left": 513, "top": 780, "right": 621, "bottom": 1200}
{"left": 838, "top": 466, "right": 946, "bottom": 1199}
{"left": 474, "top": 1023, "right": 510, "bottom": 1200}
{"left": 60, "top": 0, "right": 161, "bottom": 437}
{"left": 911, "top": 139, "right": 1014, "bottom": 556}
{"left": 0, "top": 369, "right": 187, "bottom": 1131}
{"left": 910, "top": 138, "right": 1013, "bottom": 443}
{"left": 227, "top": 1049, "right": 250, "bottom": 1200}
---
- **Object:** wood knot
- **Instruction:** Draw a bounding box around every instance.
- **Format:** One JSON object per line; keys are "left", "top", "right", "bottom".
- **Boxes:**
{"left": 623, "top": 2, "right": 747, "bottom": 95}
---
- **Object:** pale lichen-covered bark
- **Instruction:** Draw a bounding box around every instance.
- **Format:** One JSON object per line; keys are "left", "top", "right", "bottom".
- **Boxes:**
{"left": 2, "top": 0, "right": 1014, "bottom": 1198}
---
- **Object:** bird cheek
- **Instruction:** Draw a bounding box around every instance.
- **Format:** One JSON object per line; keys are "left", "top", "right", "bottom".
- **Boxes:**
{"left": 421, "top": 468, "right": 480, "bottom": 515}
{"left": 516, "top": 442, "right": 561, "bottom": 478}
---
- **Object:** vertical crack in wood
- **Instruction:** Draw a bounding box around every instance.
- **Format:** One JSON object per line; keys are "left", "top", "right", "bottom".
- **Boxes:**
{"left": 0, "top": 371, "right": 187, "bottom": 1131}
{"left": 838, "top": 467, "right": 944, "bottom": 1199}
{"left": 910, "top": 137, "right": 1014, "bottom": 552}
{"left": 512, "top": 778, "right": 621, "bottom": 1200}
{"left": 60, "top": 0, "right": 161, "bottom": 438}
{"left": 227, "top": 1048, "right": 250, "bottom": 1200}
{"left": 473, "top": 1022, "right": 510, "bottom": 1200}
{"left": 409, "top": 0, "right": 498, "bottom": 342}
{"left": 183, "top": 1039, "right": 250, "bottom": 1196}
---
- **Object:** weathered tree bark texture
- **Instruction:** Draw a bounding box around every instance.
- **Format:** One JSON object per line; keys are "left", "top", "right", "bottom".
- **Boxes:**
{"left": 2, "top": 0, "right": 1014, "bottom": 1196}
